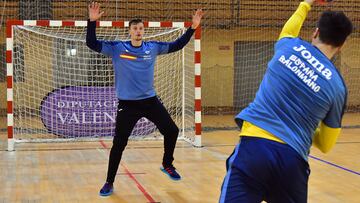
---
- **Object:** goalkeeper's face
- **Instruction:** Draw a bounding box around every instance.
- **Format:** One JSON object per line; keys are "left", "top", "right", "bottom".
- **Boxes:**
{"left": 129, "top": 23, "right": 145, "bottom": 42}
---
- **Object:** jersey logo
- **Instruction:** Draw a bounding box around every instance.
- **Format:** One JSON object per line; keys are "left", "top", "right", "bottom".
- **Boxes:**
{"left": 143, "top": 55, "right": 152, "bottom": 60}
{"left": 293, "top": 45, "right": 332, "bottom": 80}
{"left": 145, "top": 50, "right": 150, "bottom": 54}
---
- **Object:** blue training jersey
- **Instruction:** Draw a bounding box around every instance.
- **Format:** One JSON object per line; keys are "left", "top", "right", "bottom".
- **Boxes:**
{"left": 236, "top": 37, "right": 347, "bottom": 161}
{"left": 100, "top": 40, "right": 170, "bottom": 100}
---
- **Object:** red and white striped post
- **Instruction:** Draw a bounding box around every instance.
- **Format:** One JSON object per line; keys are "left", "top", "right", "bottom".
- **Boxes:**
{"left": 194, "top": 26, "right": 202, "bottom": 147}
{"left": 6, "top": 20, "right": 202, "bottom": 149}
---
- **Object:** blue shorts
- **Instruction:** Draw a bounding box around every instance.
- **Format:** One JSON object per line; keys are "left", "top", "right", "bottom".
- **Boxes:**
{"left": 220, "top": 137, "right": 310, "bottom": 203}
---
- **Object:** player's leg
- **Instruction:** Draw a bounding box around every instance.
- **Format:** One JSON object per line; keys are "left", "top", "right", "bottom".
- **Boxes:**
{"left": 100, "top": 100, "right": 142, "bottom": 196}
{"left": 263, "top": 142, "right": 309, "bottom": 203}
{"left": 145, "top": 96, "right": 180, "bottom": 180}
{"left": 219, "top": 142, "right": 264, "bottom": 203}
{"left": 226, "top": 137, "right": 309, "bottom": 203}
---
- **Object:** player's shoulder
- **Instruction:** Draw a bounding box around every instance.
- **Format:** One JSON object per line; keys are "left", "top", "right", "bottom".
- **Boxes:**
{"left": 102, "top": 40, "right": 123, "bottom": 46}
{"left": 275, "top": 37, "right": 303, "bottom": 51}
{"left": 146, "top": 41, "right": 167, "bottom": 46}
{"left": 319, "top": 64, "right": 347, "bottom": 101}
{"left": 144, "top": 41, "right": 168, "bottom": 50}
{"left": 279, "top": 37, "right": 307, "bottom": 45}
{"left": 330, "top": 68, "right": 347, "bottom": 93}
{"left": 121, "top": 40, "right": 131, "bottom": 45}
{"left": 278, "top": 36, "right": 298, "bottom": 42}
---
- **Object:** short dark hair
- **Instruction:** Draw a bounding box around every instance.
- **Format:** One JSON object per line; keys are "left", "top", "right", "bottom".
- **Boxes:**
{"left": 129, "top": 18, "right": 143, "bottom": 27}
{"left": 317, "top": 11, "right": 353, "bottom": 47}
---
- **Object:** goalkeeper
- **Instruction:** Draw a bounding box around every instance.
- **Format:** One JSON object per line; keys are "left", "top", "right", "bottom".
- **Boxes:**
{"left": 220, "top": 0, "right": 352, "bottom": 202}
{"left": 86, "top": 1, "right": 203, "bottom": 197}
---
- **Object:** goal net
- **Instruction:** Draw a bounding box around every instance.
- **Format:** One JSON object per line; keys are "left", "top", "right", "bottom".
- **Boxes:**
{"left": 7, "top": 21, "right": 200, "bottom": 150}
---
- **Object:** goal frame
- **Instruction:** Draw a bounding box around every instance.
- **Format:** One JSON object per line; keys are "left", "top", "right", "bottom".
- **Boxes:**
{"left": 6, "top": 19, "right": 202, "bottom": 151}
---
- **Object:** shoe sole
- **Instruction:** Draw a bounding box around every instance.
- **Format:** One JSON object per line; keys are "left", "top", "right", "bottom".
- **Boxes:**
{"left": 160, "top": 167, "right": 181, "bottom": 181}
{"left": 99, "top": 189, "right": 113, "bottom": 197}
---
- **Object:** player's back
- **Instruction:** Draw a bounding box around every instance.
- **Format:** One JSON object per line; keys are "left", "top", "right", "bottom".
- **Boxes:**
{"left": 236, "top": 37, "right": 347, "bottom": 160}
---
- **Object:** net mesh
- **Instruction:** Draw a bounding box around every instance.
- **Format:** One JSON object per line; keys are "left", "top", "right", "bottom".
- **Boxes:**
{"left": 11, "top": 25, "right": 195, "bottom": 142}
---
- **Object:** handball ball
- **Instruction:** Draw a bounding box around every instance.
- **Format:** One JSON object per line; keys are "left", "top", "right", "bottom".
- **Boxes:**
{"left": 319, "top": 0, "right": 333, "bottom": 3}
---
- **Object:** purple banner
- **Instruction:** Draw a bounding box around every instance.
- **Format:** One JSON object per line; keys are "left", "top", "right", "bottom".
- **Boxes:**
{"left": 40, "top": 86, "right": 156, "bottom": 138}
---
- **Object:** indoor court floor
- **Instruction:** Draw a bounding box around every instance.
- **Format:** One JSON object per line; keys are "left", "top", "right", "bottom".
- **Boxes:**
{"left": 0, "top": 114, "right": 359, "bottom": 203}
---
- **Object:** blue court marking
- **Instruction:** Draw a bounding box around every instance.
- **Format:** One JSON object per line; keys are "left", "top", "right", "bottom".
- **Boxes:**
{"left": 309, "top": 155, "right": 360, "bottom": 176}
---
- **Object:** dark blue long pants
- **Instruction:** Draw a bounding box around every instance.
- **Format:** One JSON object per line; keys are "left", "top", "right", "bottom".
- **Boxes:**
{"left": 220, "top": 137, "right": 310, "bottom": 203}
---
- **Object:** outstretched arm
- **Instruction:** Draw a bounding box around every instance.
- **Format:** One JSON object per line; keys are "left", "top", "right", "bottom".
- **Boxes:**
{"left": 278, "top": 0, "right": 315, "bottom": 40}
{"left": 167, "top": 9, "right": 204, "bottom": 53}
{"left": 86, "top": 2, "right": 104, "bottom": 53}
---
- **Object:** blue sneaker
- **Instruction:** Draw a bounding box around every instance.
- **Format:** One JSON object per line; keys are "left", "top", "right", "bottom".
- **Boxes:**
{"left": 160, "top": 165, "right": 181, "bottom": 181}
{"left": 99, "top": 182, "right": 113, "bottom": 197}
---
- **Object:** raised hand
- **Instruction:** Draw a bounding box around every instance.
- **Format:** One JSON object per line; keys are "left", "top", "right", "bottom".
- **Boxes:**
{"left": 89, "top": 2, "right": 104, "bottom": 21}
{"left": 192, "top": 9, "right": 204, "bottom": 29}
{"left": 304, "top": 0, "right": 316, "bottom": 5}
